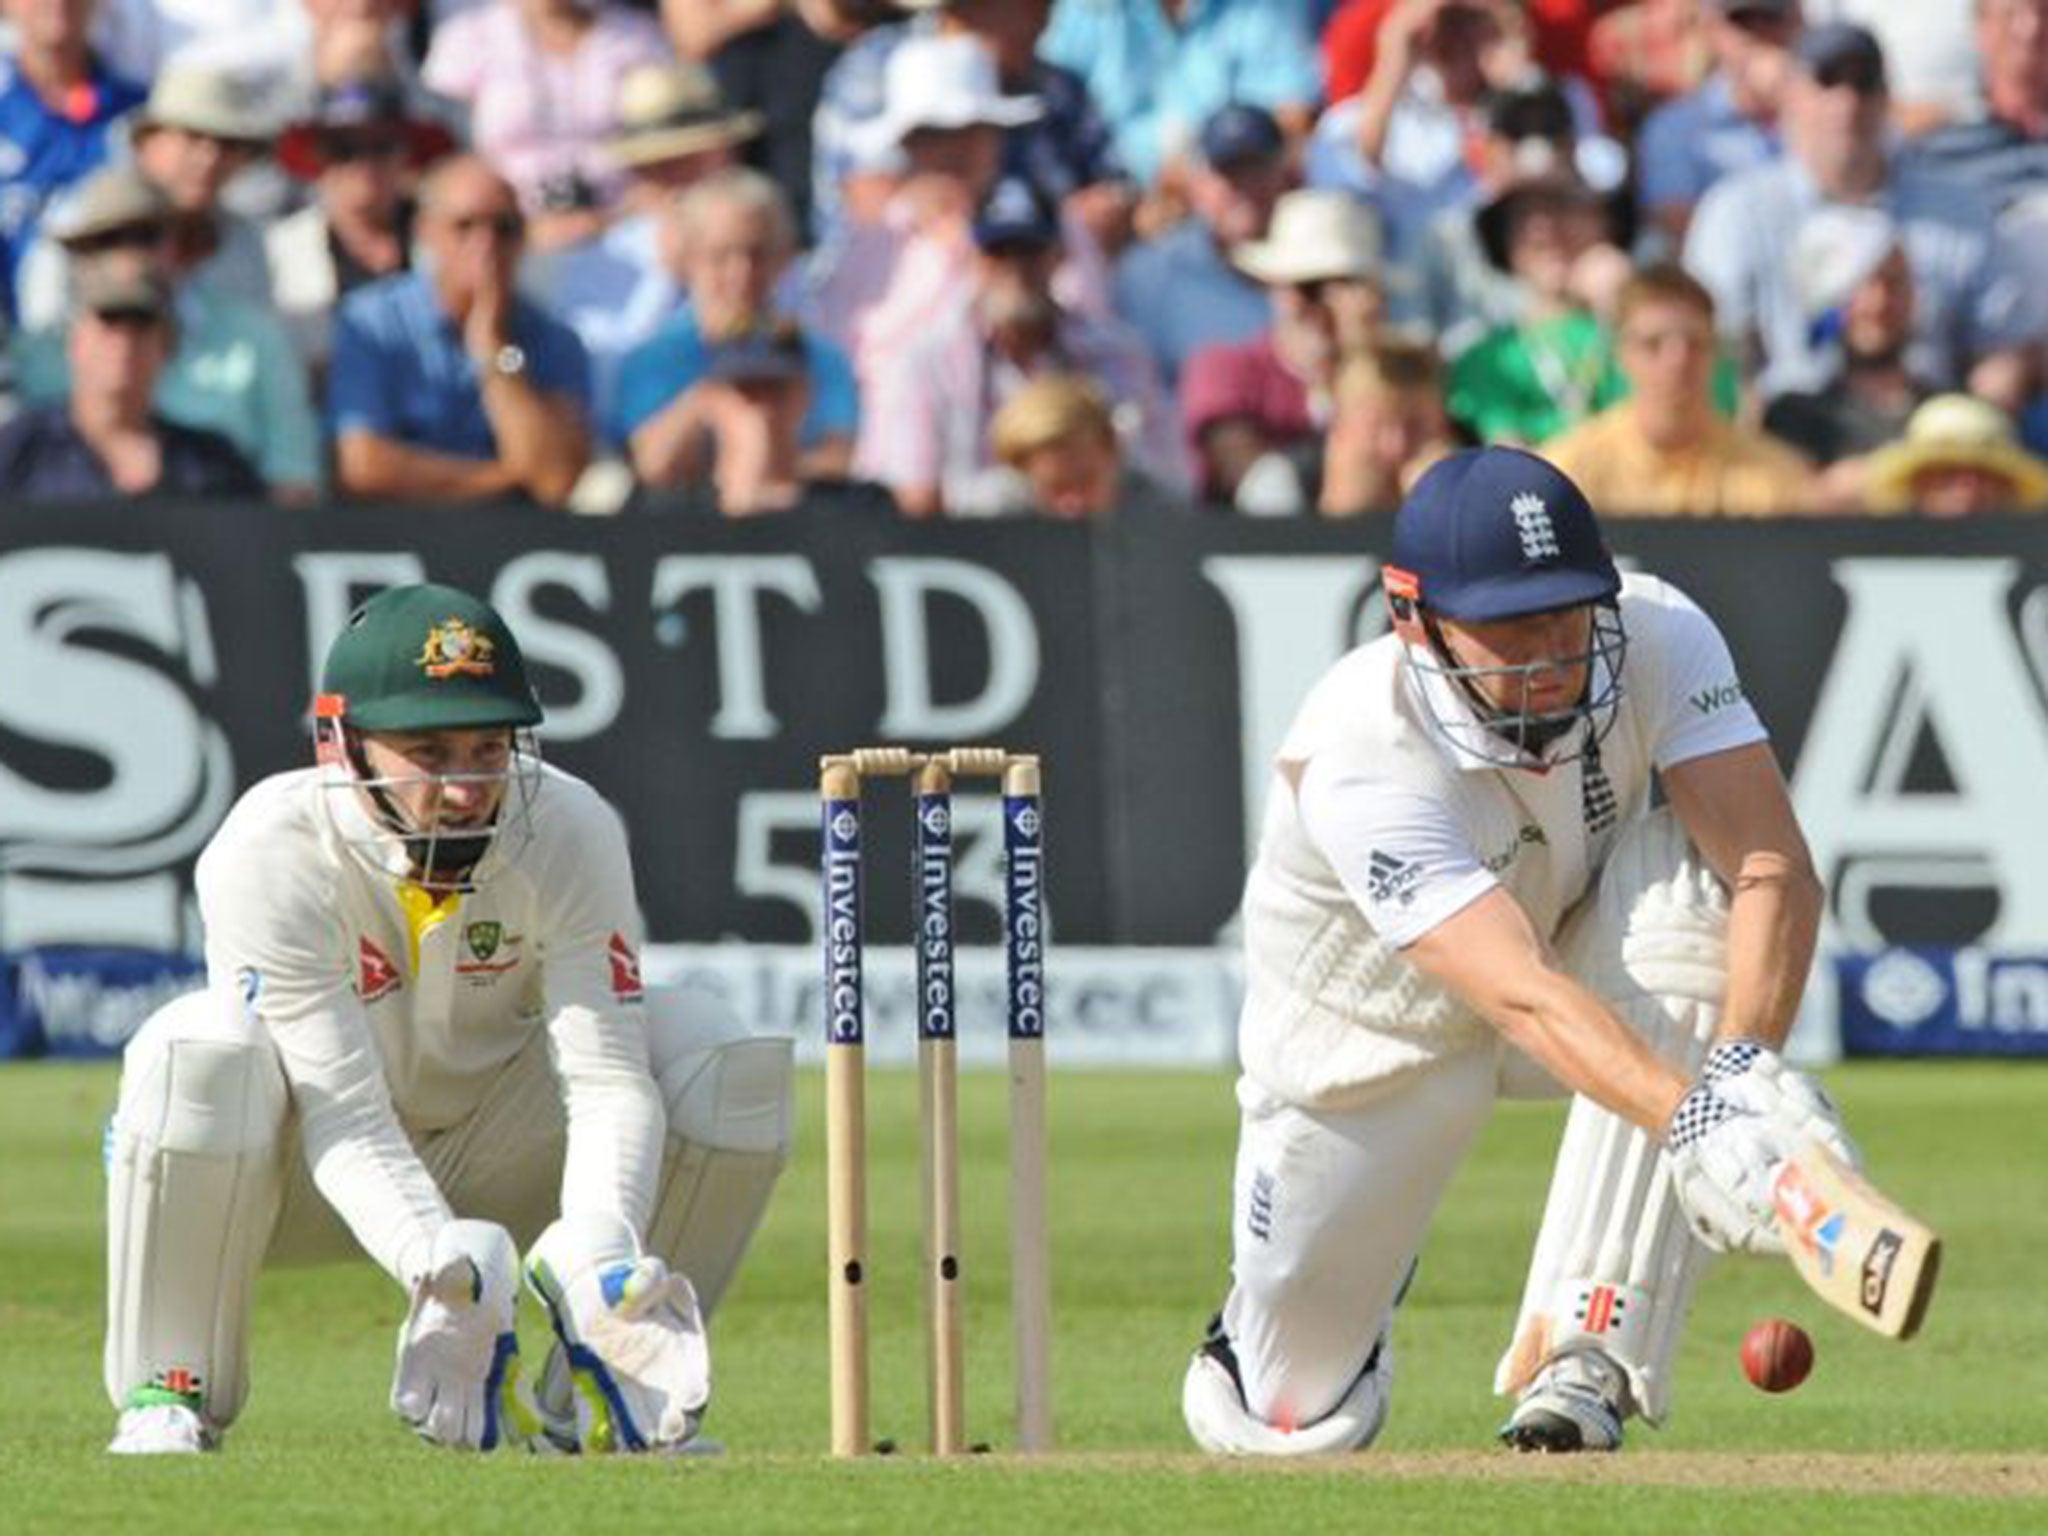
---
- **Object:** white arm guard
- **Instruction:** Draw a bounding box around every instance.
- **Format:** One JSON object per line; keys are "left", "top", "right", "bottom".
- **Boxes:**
{"left": 1699, "top": 1041, "right": 1861, "bottom": 1170}
{"left": 526, "top": 1211, "right": 710, "bottom": 1453}
{"left": 390, "top": 1220, "right": 535, "bottom": 1451}
{"left": 1666, "top": 1086, "right": 1794, "bottom": 1256}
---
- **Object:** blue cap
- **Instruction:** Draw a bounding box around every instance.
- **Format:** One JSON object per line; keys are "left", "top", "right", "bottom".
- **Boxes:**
{"left": 1198, "top": 102, "right": 1283, "bottom": 169}
{"left": 973, "top": 174, "right": 1060, "bottom": 250}
{"left": 1387, "top": 447, "right": 1619, "bottom": 621}
{"left": 1797, "top": 22, "right": 1886, "bottom": 91}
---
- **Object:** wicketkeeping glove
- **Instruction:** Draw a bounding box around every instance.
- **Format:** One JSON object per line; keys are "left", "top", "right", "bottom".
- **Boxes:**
{"left": 526, "top": 1212, "right": 711, "bottom": 1453}
{"left": 390, "top": 1219, "right": 538, "bottom": 1450}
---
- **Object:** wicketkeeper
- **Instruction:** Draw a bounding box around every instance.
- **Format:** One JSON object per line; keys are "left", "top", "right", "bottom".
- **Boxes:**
{"left": 1182, "top": 446, "right": 1857, "bottom": 1455}
{"left": 105, "top": 582, "right": 794, "bottom": 1455}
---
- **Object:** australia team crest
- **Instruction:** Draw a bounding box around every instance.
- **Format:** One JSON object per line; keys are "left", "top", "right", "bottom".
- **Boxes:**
{"left": 416, "top": 617, "right": 497, "bottom": 679}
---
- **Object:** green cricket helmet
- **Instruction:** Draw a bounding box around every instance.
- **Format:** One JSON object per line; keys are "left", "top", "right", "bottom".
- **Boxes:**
{"left": 316, "top": 582, "right": 543, "bottom": 732}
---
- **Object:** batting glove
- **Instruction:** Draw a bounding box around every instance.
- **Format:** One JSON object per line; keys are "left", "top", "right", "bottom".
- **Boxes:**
{"left": 526, "top": 1212, "right": 711, "bottom": 1454}
{"left": 1700, "top": 1040, "right": 1861, "bottom": 1169}
{"left": 390, "top": 1219, "right": 538, "bottom": 1450}
{"left": 1666, "top": 1084, "right": 1795, "bottom": 1255}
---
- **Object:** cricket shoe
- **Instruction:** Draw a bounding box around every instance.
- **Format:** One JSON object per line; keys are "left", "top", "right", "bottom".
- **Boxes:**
{"left": 109, "top": 1392, "right": 217, "bottom": 1455}
{"left": 1498, "top": 1350, "right": 1625, "bottom": 1453}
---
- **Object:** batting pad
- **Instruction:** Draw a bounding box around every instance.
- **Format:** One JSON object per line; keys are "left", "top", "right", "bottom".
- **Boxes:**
{"left": 1495, "top": 810, "right": 1725, "bottom": 1426}
{"left": 105, "top": 988, "right": 288, "bottom": 1427}
{"left": 641, "top": 986, "right": 794, "bottom": 1318}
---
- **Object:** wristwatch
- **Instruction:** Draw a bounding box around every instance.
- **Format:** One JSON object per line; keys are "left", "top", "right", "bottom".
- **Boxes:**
{"left": 487, "top": 343, "right": 527, "bottom": 379}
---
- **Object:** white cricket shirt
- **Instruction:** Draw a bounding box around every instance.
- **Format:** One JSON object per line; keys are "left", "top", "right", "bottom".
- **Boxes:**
{"left": 1238, "top": 573, "right": 1766, "bottom": 1109}
{"left": 195, "top": 760, "right": 664, "bottom": 1286}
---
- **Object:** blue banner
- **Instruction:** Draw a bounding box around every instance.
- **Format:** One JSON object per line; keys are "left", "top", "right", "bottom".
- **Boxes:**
{"left": 1837, "top": 949, "right": 2048, "bottom": 1058}
{"left": 0, "top": 947, "right": 204, "bottom": 1059}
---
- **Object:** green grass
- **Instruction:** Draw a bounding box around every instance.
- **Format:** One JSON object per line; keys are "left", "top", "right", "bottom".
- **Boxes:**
{"left": 3, "top": 1061, "right": 2044, "bottom": 1533}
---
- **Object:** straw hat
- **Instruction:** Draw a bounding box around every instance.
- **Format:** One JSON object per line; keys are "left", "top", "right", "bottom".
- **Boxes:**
{"left": 1232, "top": 190, "right": 1388, "bottom": 286}
{"left": 1865, "top": 394, "right": 2048, "bottom": 510}
{"left": 605, "top": 63, "right": 763, "bottom": 168}
{"left": 46, "top": 164, "right": 174, "bottom": 245}
{"left": 132, "top": 63, "right": 276, "bottom": 146}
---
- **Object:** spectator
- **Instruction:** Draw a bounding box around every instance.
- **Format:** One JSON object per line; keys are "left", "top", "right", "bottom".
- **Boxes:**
{"left": 857, "top": 174, "right": 1181, "bottom": 517}
{"left": 1803, "top": 0, "right": 1981, "bottom": 136}
{"left": 987, "top": 372, "right": 1180, "bottom": 520}
{"left": 1241, "top": 336, "right": 1455, "bottom": 516}
{"left": 1182, "top": 189, "right": 1390, "bottom": 508}
{"left": 525, "top": 61, "right": 761, "bottom": 425}
{"left": 1587, "top": 0, "right": 1715, "bottom": 137}
{"left": 0, "top": 0, "right": 148, "bottom": 322}
{"left": 421, "top": 0, "right": 674, "bottom": 238}
{"left": 1544, "top": 262, "right": 1813, "bottom": 516}
{"left": 1863, "top": 392, "right": 2048, "bottom": 514}
{"left": 1037, "top": 0, "right": 1321, "bottom": 187}
{"left": 1324, "top": 0, "right": 1609, "bottom": 104}
{"left": 1906, "top": 0, "right": 2048, "bottom": 263}
{"left": 1685, "top": 23, "right": 2043, "bottom": 409}
{"left": 267, "top": 73, "right": 455, "bottom": 370}
{"left": 1113, "top": 103, "right": 1289, "bottom": 391}
{"left": 1633, "top": 0, "right": 1796, "bottom": 254}
{"left": 615, "top": 167, "right": 856, "bottom": 495}
{"left": 622, "top": 321, "right": 897, "bottom": 520}
{"left": 122, "top": 63, "right": 278, "bottom": 310}
{"left": 1447, "top": 162, "right": 1637, "bottom": 444}
{"left": 809, "top": 0, "right": 1129, "bottom": 253}
{"left": 670, "top": 0, "right": 906, "bottom": 242}
{"left": 1412, "top": 75, "right": 1625, "bottom": 354}
{"left": 11, "top": 163, "right": 323, "bottom": 499}
{"left": 1762, "top": 206, "right": 1931, "bottom": 506}
{"left": 800, "top": 33, "right": 1039, "bottom": 384}
{"left": 0, "top": 262, "right": 264, "bottom": 499}
{"left": 328, "top": 154, "right": 593, "bottom": 506}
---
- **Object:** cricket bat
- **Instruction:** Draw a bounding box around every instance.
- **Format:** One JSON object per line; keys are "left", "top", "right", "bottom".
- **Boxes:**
{"left": 1771, "top": 1141, "right": 1941, "bottom": 1340}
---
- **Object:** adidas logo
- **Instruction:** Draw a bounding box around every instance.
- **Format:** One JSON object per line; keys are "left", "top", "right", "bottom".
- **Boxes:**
{"left": 1247, "top": 1170, "right": 1277, "bottom": 1242}
{"left": 1366, "top": 849, "right": 1421, "bottom": 907}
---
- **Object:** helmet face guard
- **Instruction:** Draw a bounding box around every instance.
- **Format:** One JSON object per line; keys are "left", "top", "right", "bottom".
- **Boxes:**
{"left": 315, "top": 705, "right": 543, "bottom": 893}
{"left": 1401, "top": 600, "right": 1628, "bottom": 767}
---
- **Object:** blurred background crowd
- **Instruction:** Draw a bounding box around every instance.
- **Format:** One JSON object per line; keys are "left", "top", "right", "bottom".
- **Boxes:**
{"left": 5, "top": 0, "right": 2048, "bottom": 523}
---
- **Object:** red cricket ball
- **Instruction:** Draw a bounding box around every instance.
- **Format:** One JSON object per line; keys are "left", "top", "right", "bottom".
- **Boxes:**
{"left": 1741, "top": 1318, "right": 1815, "bottom": 1393}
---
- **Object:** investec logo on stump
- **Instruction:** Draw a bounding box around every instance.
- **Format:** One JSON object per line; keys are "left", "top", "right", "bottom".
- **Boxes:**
{"left": 825, "top": 805, "right": 863, "bottom": 1044}
{"left": 917, "top": 796, "right": 956, "bottom": 1039}
{"left": 1005, "top": 799, "right": 1045, "bottom": 1040}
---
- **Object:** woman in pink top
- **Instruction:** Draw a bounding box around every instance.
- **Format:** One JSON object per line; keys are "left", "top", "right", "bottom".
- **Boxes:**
{"left": 424, "top": 0, "right": 673, "bottom": 233}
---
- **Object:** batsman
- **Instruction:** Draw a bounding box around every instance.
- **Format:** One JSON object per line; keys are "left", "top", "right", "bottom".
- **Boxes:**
{"left": 104, "top": 583, "right": 794, "bottom": 1455}
{"left": 1183, "top": 446, "right": 1859, "bottom": 1455}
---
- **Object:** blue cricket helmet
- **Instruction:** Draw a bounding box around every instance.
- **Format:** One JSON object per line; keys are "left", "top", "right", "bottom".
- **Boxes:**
{"left": 1386, "top": 447, "right": 1620, "bottom": 621}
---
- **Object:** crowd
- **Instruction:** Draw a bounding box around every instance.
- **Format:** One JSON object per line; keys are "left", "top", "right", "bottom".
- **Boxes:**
{"left": 5, "top": 0, "right": 2048, "bottom": 521}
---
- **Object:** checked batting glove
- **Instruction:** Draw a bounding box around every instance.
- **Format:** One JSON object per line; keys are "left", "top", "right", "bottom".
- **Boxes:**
{"left": 390, "top": 1219, "right": 539, "bottom": 1451}
{"left": 1666, "top": 1084, "right": 1797, "bottom": 1256}
{"left": 526, "top": 1212, "right": 711, "bottom": 1454}
{"left": 1699, "top": 1040, "right": 1862, "bottom": 1171}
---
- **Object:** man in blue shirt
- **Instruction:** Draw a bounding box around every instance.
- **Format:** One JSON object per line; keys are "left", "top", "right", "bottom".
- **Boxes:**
{"left": 329, "top": 155, "right": 592, "bottom": 508}
{"left": 1634, "top": 0, "right": 1796, "bottom": 255}
{"left": 1114, "top": 103, "right": 1288, "bottom": 390}
{"left": 0, "top": 0, "right": 148, "bottom": 321}
{"left": 0, "top": 261, "right": 262, "bottom": 499}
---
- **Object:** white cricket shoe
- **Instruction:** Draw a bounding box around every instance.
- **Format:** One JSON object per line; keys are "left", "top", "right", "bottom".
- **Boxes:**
{"left": 109, "top": 1402, "right": 216, "bottom": 1455}
{"left": 1499, "top": 1350, "right": 1625, "bottom": 1453}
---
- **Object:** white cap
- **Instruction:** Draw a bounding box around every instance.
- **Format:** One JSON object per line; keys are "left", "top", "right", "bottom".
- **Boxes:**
{"left": 857, "top": 35, "right": 1041, "bottom": 157}
{"left": 1792, "top": 204, "right": 1901, "bottom": 317}
{"left": 1232, "top": 190, "right": 1388, "bottom": 286}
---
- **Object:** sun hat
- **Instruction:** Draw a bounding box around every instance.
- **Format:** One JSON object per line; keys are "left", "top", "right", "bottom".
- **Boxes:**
{"left": 857, "top": 34, "right": 1040, "bottom": 156}
{"left": 1232, "top": 190, "right": 1388, "bottom": 286}
{"left": 604, "top": 63, "right": 763, "bottom": 169}
{"left": 1864, "top": 395, "right": 2048, "bottom": 511}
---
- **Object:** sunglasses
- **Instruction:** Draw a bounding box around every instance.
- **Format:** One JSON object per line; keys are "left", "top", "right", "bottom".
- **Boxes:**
{"left": 89, "top": 308, "right": 168, "bottom": 331}
{"left": 319, "top": 132, "right": 406, "bottom": 164}
{"left": 1812, "top": 57, "right": 1886, "bottom": 95}
{"left": 446, "top": 211, "right": 524, "bottom": 241}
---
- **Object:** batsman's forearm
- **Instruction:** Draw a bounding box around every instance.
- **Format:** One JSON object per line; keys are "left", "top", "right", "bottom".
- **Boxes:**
{"left": 1486, "top": 968, "right": 1688, "bottom": 1132}
{"left": 1716, "top": 849, "right": 1822, "bottom": 1049}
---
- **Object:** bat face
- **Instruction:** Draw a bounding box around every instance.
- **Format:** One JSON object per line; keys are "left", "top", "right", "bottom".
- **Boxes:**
{"left": 1772, "top": 1143, "right": 1941, "bottom": 1341}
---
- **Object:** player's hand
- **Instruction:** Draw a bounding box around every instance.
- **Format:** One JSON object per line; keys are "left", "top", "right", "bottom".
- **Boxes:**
{"left": 1665, "top": 1083, "right": 1794, "bottom": 1255}
{"left": 526, "top": 1212, "right": 711, "bottom": 1453}
{"left": 1699, "top": 1041, "right": 1861, "bottom": 1170}
{"left": 390, "top": 1219, "right": 536, "bottom": 1450}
